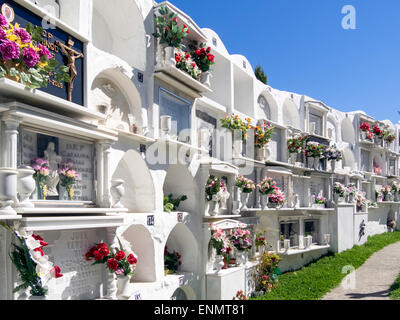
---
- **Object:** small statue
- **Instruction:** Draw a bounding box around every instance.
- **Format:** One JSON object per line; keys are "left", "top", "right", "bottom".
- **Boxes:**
{"left": 292, "top": 193, "right": 300, "bottom": 209}
{"left": 44, "top": 142, "right": 62, "bottom": 196}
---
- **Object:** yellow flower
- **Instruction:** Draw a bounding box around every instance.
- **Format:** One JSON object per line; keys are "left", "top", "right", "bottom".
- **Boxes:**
{"left": 38, "top": 61, "right": 48, "bottom": 68}
{"left": 6, "top": 34, "right": 18, "bottom": 42}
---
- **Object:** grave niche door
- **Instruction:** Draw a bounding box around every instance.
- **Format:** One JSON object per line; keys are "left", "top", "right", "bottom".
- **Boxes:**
{"left": 19, "top": 128, "right": 95, "bottom": 202}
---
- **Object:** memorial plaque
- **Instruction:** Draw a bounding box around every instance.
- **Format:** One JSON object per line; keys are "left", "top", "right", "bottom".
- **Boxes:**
{"left": 20, "top": 129, "right": 38, "bottom": 166}
{"left": 59, "top": 139, "right": 94, "bottom": 201}
{"left": 47, "top": 230, "right": 103, "bottom": 300}
{"left": 147, "top": 215, "right": 155, "bottom": 226}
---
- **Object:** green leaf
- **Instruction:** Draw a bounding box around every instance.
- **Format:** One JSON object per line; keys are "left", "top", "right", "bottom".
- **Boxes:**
{"left": 0, "top": 66, "right": 6, "bottom": 77}
{"left": 9, "top": 68, "right": 19, "bottom": 77}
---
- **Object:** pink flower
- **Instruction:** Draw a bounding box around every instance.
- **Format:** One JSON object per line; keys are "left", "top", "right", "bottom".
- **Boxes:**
{"left": 14, "top": 28, "right": 31, "bottom": 44}
{"left": 38, "top": 43, "right": 53, "bottom": 59}
{"left": 22, "top": 47, "right": 39, "bottom": 68}
{"left": 0, "top": 40, "right": 19, "bottom": 60}
{"left": 0, "top": 15, "right": 8, "bottom": 27}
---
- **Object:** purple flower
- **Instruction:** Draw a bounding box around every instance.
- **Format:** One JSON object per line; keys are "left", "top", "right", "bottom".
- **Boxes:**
{"left": 14, "top": 28, "right": 31, "bottom": 44}
{"left": 0, "top": 28, "right": 6, "bottom": 40}
{"left": 0, "top": 40, "right": 20, "bottom": 60}
{"left": 22, "top": 47, "right": 39, "bottom": 68}
{"left": 38, "top": 43, "right": 52, "bottom": 59}
{"left": 0, "top": 15, "right": 8, "bottom": 27}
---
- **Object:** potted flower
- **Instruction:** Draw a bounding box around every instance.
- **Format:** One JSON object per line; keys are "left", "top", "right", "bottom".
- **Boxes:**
{"left": 373, "top": 125, "right": 384, "bottom": 146}
{"left": 0, "top": 222, "right": 63, "bottom": 300}
{"left": 254, "top": 253, "right": 281, "bottom": 295}
{"left": 164, "top": 246, "right": 182, "bottom": 275}
{"left": 287, "top": 135, "right": 305, "bottom": 165}
{"left": 346, "top": 183, "right": 358, "bottom": 203}
{"left": 383, "top": 130, "right": 396, "bottom": 148}
{"left": 220, "top": 114, "right": 252, "bottom": 142}
{"left": 175, "top": 49, "right": 201, "bottom": 81}
{"left": 268, "top": 187, "right": 285, "bottom": 209}
{"left": 333, "top": 182, "right": 347, "bottom": 203}
{"left": 189, "top": 42, "right": 215, "bottom": 86}
{"left": 85, "top": 237, "right": 138, "bottom": 299}
{"left": 205, "top": 176, "right": 229, "bottom": 216}
{"left": 210, "top": 225, "right": 232, "bottom": 270}
{"left": 32, "top": 158, "right": 50, "bottom": 200}
{"left": 257, "top": 177, "right": 276, "bottom": 210}
{"left": 58, "top": 161, "right": 80, "bottom": 201}
{"left": 324, "top": 145, "right": 343, "bottom": 172}
{"left": 255, "top": 232, "right": 267, "bottom": 256}
{"left": 354, "top": 191, "right": 368, "bottom": 212}
{"left": 229, "top": 226, "right": 252, "bottom": 266}
{"left": 360, "top": 122, "right": 373, "bottom": 141}
{"left": 392, "top": 182, "right": 400, "bottom": 202}
{"left": 0, "top": 18, "right": 70, "bottom": 89}
{"left": 236, "top": 175, "right": 256, "bottom": 211}
{"left": 253, "top": 122, "right": 275, "bottom": 161}
{"left": 381, "top": 185, "right": 392, "bottom": 202}
{"left": 153, "top": 5, "right": 190, "bottom": 67}
{"left": 305, "top": 141, "right": 325, "bottom": 170}
{"left": 313, "top": 194, "right": 326, "bottom": 208}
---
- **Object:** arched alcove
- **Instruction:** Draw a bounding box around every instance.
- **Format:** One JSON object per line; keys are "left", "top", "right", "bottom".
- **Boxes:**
{"left": 283, "top": 99, "right": 301, "bottom": 129}
{"left": 163, "top": 164, "right": 199, "bottom": 213}
{"left": 92, "top": 0, "right": 146, "bottom": 70}
{"left": 112, "top": 149, "right": 155, "bottom": 212}
{"left": 257, "top": 92, "right": 278, "bottom": 123}
{"left": 122, "top": 224, "right": 156, "bottom": 282}
{"left": 171, "top": 286, "right": 196, "bottom": 300}
{"left": 341, "top": 118, "right": 355, "bottom": 144}
{"left": 91, "top": 68, "right": 143, "bottom": 130}
{"left": 342, "top": 148, "right": 356, "bottom": 170}
{"left": 165, "top": 224, "right": 199, "bottom": 273}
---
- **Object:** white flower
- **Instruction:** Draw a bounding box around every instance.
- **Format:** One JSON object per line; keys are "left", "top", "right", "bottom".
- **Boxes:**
{"left": 25, "top": 236, "right": 42, "bottom": 251}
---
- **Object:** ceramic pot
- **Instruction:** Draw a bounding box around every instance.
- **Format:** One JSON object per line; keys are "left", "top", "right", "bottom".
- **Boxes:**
{"left": 313, "top": 157, "right": 320, "bottom": 170}
{"left": 255, "top": 147, "right": 265, "bottom": 161}
{"left": 111, "top": 179, "right": 125, "bottom": 208}
{"left": 240, "top": 192, "right": 250, "bottom": 211}
{"left": 330, "top": 160, "right": 336, "bottom": 173}
{"left": 0, "top": 168, "right": 17, "bottom": 215}
{"left": 201, "top": 71, "right": 212, "bottom": 87}
{"left": 210, "top": 200, "right": 220, "bottom": 216}
{"left": 17, "top": 166, "right": 35, "bottom": 208}
{"left": 117, "top": 276, "right": 131, "bottom": 299}
{"left": 236, "top": 251, "right": 247, "bottom": 266}
{"left": 268, "top": 202, "right": 281, "bottom": 209}
{"left": 164, "top": 46, "right": 176, "bottom": 67}
{"left": 214, "top": 255, "right": 225, "bottom": 272}
{"left": 260, "top": 194, "right": 269, "bottom": 210}
{"left": 307, "top": 157, "right": 314, "bottom": 169}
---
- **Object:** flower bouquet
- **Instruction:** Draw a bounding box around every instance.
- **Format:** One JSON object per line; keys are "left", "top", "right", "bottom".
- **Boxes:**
{"left": 313, "top": 194, "right": 326, "bottom": 208}
{"left": 0, "top": 222, "right": 62, "bottom": 298}
{"left": 229, "top": 226, "right": 252, "bottom": 266}
{"left": 268, "top": 187, "right": 285, "bottom": 209}
{"left": 32, "top": 157, "right": 50, "bottom": 200}
{"left": 164, "top": 246, "right": 182, "bottom": 275}
{"left": 287, "top": 135, "right": 305, "bottom": 154}
{"left": 236, "top": 175, "right": 256, "bottom": 194}
{"left": 0, "top": 17, "right": 69, "bottom": 89}
{"left": 257, "top": 177, "right": 276, "bottom": 209}
{"left": 360, "top": 122, "right": 373, "bottom": 141}
{"left": 346, "top": 183, "right": 358, "bottom": 202}
{"left": 373, "top": 125, "right": 384, "bottom": 145}
{"left": 58, "top": 161, "right": 80, "bottom": 201}
{"left": 189, "top": 42, "right": 215, "bottom": 72}
{"left": 205, "top": 175, "right": 222, "bottom": 201}
{"left": 254, "top": 122, "right": 275, "bottom": 149}
{"left": 355, "top": 191, "right": 368, "bottom": 212}
{"left": 255, "top": 252, "right": 281, "bottom": 294}
{"left": 210, "top": 225, "right": 232, "bottom": 269}
{"left": 333, "top": 182, "right": 348, "bottom": 203}
{"left": 255, "top": 232, "right": 267, "bottom": 247}
{"left": 381, "top": 185, "right": 392, "bottom": 202}
{"left": 220, "top": 114, "right": 251, "bottom": 141}
{"left": 324, "top": 145, "right": 343, "bottom": 161}
{"left": 175, "top": 49, "right": 201, "bottom": 80}
{"left": 152, "top": 5, "right": 189, "bottom": 49}
{"left": 383, "top": 130, "right": 396, "bottom": 146}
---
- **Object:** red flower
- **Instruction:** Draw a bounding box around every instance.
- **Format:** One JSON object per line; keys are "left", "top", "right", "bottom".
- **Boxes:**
{"left": 107, "top": 258, "right": 119, "bottom": 271}
{"left": 127, "top": 254, "right": 137, "bottom": 265}
{"left": 192, "top": 62, "right": 196, "bottom": 68}
{"left": 186, "top": 29, "right": 189, "bottom": 34}
{"left": 206, "top": 47, "right": 211, "bottom": 53}
{"left": 165, "top": 26, "right": 169, "bottom": 32}
{"left": 32, "top": 234, "right": 48, "bottom": 247}
{"left": 34, "top": 247, "right": 45, "bottom": 256}
{"left": 51, "top": 266, "right": 63, "bottom": 279}
{"left": 175, "top": 53, "right": 181, "bottom": 63}
{"left": 98, "top": 246, "right": 110, "bottom": 257}
{"left": 93, "top": 250, "right": 104, "bottom": 261}
{"left": 97, "top": 243, "right": 108, "bottom": 249}
{"left": 207, "top": 54, "right": 214, "bottom": 62}
{"left": 85, "top": 252, "right": 93, "bottom": 261}
{"left": 173, "top": 17, "right": 178, "bottom": 23}
{"left": 195, "top": 49, "right": 201, "bottom": 56}
{"left": 115, "top": 251, "right": 126, "bottom": 261}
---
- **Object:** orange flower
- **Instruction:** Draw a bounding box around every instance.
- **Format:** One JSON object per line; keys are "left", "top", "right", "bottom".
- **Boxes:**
{"left": 260, "top": 134, "right": 264, "bottom": 139}
{"left": 246, "top": 118, "right": 251, "bottom": 123}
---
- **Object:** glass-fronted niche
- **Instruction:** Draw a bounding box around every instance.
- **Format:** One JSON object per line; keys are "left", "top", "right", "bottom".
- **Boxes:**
{"left": 159, "top": 88, "right": 192, "bottom": 143}
{"left": 18, "top": 127, "right": 95, "bottom": 202}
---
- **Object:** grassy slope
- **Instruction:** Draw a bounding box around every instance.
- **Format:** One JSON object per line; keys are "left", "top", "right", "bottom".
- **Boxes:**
{"left": 389, "top": 273, "right": 400, "bottom": 300}
{"left": 252, "top": 232, "right": 400, "bottom": 300}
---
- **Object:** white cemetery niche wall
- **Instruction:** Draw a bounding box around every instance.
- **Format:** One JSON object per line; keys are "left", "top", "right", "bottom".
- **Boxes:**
{"left": 196, "top": 109, "right": 217, "bottom": 156}
{"left": 293, "top": 176, "right": 308, "bottom": 207}
{"left": 40, "top": 229, "right": 105, "bottom": 300}
{"left": 361, "top": 149, "right": 371, "bottom": 172}
{"left": 269, "top": 128, "right": 282, "bottom": 162}
{"left": 19, "top": 128, "right": 95, "bottom": 202}
{"left": 309, "top": 177, "right": 326, "bottom": 202}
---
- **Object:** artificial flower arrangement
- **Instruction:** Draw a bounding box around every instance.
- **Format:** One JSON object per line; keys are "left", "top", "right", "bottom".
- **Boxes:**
{"left": 305, "top": 141, "right": 325, "bottom": 158}
{"left": 334, "top": 182, "right": 348, "bottom": 198}
{"left": 369, "top": 202, "right": 378, "bottom": 208}
{"left": 58, "top": 161, "right": 80, "bottom": 201}
{"left": 0, "top": 16, "right": 70, "bottom": 89}
{"left": 205, "top": 175, "right": 229, "bottom": 203}
{"left": 164, "top": 246, "right": 182, "bottom": 274}
{"left": 360, "top": 122, "right": 371, "bottom": 133}
{"left": 253, "top": 122, "right": 275, "bottom": 149}
{"left": 392, "top": 182, "right": 400, "bottom": 195}
{"left": 235, "top": 290, "right": 247, "bottom": 300}
{"left": 0, "top": 221, "right": 63, "bottom": 298}
{"left": 228, "top": 226, "right": 252, "bottom": 252}
{"left": 268, "top": 187, "right": 285, "bottom": 206}
{"left": 383, "top": 130, "right": 396, "bottom": 144}
{"left": 314, "top": 195, "right": 326, "bottom": 205}
{"left": 163, "top": 194, "right": 187, "bottom": 212}
{"left": 210, "top": 224, "right": 232, "bottom": 264}
{"left": 257, "top": 177, "right": 276, "bottom": 196}
{"left": 254, "top": 252, "right": 281, "bottom": 294}
{"left": 380, "top": 185, "right": 392, "bottom": 201}
{"left": 152, "top": 5, "right": 189, "bottom": 49}
{"left": 85, "top": 237, "right": 138, "bottom": 278}
{"left": 346, "top": 183, "right": 358, "bottom": 197}
{"left": 287, "top": 135, "right": 306, "bottom": 154}
{"left": 255, "top": 232, "right": 267, "bottom": 247}
{"left": 188, "top": 42, "right": 215, "bottom": 72}
{"left": 236, "top": 175, "right": 256, "bottom": 194}
{"left": 373, "top": 125, "right": 384, "bottom": 139}
{"left": 324, "top": 145, "right": 343, "bottom": 161}
{"left": 32, "top": 157, "right": 50, "bottom": 200}
{"left": 220, "top": 114, "right": 252, "bottom": 141}
{"left": 175, "top": 49, "right": 201, "bottom": 80}
{"left": 354, "top": 191, "right": 368, "bottom": 211}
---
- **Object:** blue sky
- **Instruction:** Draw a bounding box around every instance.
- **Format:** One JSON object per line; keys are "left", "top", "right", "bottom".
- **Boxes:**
{"left": 170, "top": 0, "right": 400, "bottom": 123}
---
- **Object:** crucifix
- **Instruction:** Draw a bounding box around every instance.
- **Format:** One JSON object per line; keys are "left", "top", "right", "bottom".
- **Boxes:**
{"left": 56, "top": 37, "right": 84, "bottom": 102}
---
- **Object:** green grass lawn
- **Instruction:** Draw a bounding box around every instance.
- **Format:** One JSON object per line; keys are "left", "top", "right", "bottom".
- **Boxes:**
{"left": 389, "top": 273, "right": 400, "bottom": 300}
{"left": 252, "top": 231, "right": 400, "bottom": 300}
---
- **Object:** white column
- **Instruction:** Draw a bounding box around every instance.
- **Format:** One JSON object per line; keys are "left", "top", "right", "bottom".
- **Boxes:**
{"left": 103, "top": 142, "right": 112, "bottom": 208}
{"left": 2, "top": 115, "right": 21, "bottom": 169}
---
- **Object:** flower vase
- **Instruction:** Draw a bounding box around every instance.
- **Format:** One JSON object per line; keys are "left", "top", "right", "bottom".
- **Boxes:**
{"left": 260, "top": 194, "right": 269, "bottom": 210}
{"left": 330, "top": 160, "right": 336, "bottom": 173}
{"left": 117, "top": 276, "right": 132, "bottom": 299}
{"left": 307, "top": 157, "right": 314, "bottom": 169}
{"left": 201, "top": 71, "right": 212, "bottom": 87}
{"left": 214, "top": 255, "right": 225, "bottom": 272}
{"left": 313, "top": 157, "right": 320, "bottom": 170}
{"left": 395, "top": 194, "right": 400, "bottom": 202}
{"left": 264, "top": 145, "right": 271, "bottom": 161}
{"left": 240, "top": 192, "right": 250, "bottom": 211}
{"left": 210, "top": 200, "right": 220, "bottom": 216}
{"left": 36, "top": 180, "right": 46, "bottom": 200}
{"left": 255, "top": 147, "right": 265, "bottom": 161}
{"left": 223, "top": 256, "right": 229, "bottom": 270}
{"left": 236, "top": 251, "right": 246, "bottom": 266}
{"left": 163, "top": 46, "right": 176, "bottom": 67}
{"left": 347, "top": 194, "right": 354, "bottom": 203}
{"left": 17, "top": 166, "right": 35, "bottom": 208}
{"left": 268, "top": 202, "right": 281, "bottom": 209}
{"left": 289, "top": 153, "right": 297, "bottom": 165}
